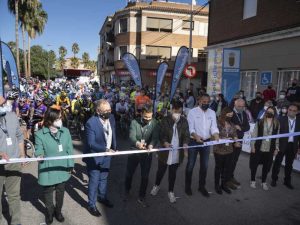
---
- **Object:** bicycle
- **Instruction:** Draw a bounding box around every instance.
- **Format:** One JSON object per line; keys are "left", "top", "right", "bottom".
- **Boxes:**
{"left": 19, "top": 118, "right": 35, "bottom": 158}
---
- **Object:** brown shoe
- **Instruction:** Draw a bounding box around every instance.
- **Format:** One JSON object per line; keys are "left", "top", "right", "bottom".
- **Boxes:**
{"left": 231, "top": 178, "right": 241, "bottom": 186}
{"left": 226, "top": 181, "right": 237, "bottom": 190}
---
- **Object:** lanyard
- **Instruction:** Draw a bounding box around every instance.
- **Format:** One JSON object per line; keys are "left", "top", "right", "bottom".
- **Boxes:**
{"left": 266, "top": 121, "right": 273, "bottom": 135}
{"left": 234, "top": 111, "right": 243, "bottom": 124}
{"left": 50, "top": 131, "right": 61, "bottom": 145}
{"left": 289, "top": 119, "right": 296, "bottom": 131}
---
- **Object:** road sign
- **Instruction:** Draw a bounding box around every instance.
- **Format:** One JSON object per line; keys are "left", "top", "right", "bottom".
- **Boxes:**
{"left": 184, "top": 64, "right": 196, "bottom": 78}
{"left": 260, "top": 71, "right": 272, "bottom": 85}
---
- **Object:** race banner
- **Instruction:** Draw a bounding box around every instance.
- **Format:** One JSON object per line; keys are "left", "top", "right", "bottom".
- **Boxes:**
{"left": 155, "top": 61, "right": 168, "bottom": 100}
{"left": 170, "top": 46, "right": 189, "bottom": 101}
{"left": 1, "top": 41, "right": 20, "bottom": 89}
{"left": 122, "top": 53, "right": 142, "bottom": 88}
{"left": 0, "top": 41, "right": 4, "bottom": 96}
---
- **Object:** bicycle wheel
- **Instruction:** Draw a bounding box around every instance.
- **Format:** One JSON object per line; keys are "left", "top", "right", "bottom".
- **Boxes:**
{"left": 24, "top": 139, "right": 35, "bottom": 158}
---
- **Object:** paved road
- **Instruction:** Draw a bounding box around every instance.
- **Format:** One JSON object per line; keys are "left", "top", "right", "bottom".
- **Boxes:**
{"left": 2, "top": 135, "right": 300, "bottom": 225}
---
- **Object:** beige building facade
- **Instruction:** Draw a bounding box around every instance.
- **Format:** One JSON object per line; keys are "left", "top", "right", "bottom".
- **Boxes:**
{"left": 98, "top": 0, "right": 209, "bottom": 91}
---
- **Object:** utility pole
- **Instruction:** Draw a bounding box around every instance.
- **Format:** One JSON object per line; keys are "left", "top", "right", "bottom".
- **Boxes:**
{"left": 187, "top": 0, "right": 194, "bottom": 89}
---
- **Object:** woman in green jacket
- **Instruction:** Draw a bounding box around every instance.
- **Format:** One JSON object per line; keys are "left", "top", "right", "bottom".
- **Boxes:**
{"left": 34, "top": 106, "right": 74, "bottom": 225}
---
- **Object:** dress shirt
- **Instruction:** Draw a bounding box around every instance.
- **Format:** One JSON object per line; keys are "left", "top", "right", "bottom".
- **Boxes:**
{"left": 187, "top": 106, "right": 219, "bottom": 140}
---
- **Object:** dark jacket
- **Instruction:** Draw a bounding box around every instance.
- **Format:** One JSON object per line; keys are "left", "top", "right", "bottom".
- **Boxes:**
{"left": 249, "top": 98, "right": 264, "bottom": 121}
{"left": 278, "top": 116, "right": 300, "bottom": 153}
{"left": 231, "top": 110, "right": 250, "bottom": 139}
{"left": 129, "top": 118, "right": 159, "bottom": 149}
{"left": 84, "top": 115, "right": 117, "bottom": 169}
{"left": 158, "top": 115, "right": 190, "bottom": 164}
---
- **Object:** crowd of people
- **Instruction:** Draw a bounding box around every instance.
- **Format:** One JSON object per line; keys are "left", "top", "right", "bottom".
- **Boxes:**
{"left": 0, "top": 76, "right": 300, "bottom": 225}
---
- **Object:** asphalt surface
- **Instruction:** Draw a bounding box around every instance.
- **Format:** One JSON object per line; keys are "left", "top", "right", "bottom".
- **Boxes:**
{"left": 1, "top": 134, "right": 300, "bottom": 225}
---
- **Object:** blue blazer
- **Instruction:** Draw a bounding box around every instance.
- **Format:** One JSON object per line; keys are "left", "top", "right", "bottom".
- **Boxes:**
{"left": 84, "top": 115, "right": 117, "bottom": 169}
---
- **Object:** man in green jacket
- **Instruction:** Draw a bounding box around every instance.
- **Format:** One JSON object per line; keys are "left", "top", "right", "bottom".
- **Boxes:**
{"left": 124, "top": 104, "right": 159, "bottom": 207}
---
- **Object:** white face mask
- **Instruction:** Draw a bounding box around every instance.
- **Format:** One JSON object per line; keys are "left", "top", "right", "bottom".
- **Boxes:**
{"left": 279, "top": 95, "right": 285, "bottom": 99}
{"left": 172, "top": 113, "right": 181, "bottom": 121}
{"left": 53, "top": 119, "right": 62, "bottom": 128}
{"left": 281, "top": 108, "right": 287, "bottom": 114}
{"left": 264, "top": 106, "right": 268, "bottom": 110}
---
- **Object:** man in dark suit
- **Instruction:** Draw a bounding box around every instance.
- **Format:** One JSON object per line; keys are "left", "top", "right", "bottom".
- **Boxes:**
{"left": 271, "top": 104, "right": 300, "bottom": 189}
{"left": 228, "top": 98, "right": 250, "bottom": 189}
{"left": 84, "top": 99, "right": 117, "bottom": 216}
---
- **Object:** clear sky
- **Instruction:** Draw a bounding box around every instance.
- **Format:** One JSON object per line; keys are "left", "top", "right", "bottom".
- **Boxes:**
{"left": 0, "top": 0, "right": 207, "bottom": 60}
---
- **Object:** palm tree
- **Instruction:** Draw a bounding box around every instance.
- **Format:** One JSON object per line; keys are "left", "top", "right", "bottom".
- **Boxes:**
{"left": 7, "top": 0, "right": 22, "bottom": 74}
{"left": 58, "top": 46, "right": 67, "bottom": 71}
{"left": 25, "top": 2, "right": 48, "bottom": 76}
{"left": 72, "top": 43, "right": 79, "bottom": 58}
{"left": 82, "top": 52, "right": 90, "bottom": 68}
{"left": 70, "top": 57, "right": 79, "bottom": 69}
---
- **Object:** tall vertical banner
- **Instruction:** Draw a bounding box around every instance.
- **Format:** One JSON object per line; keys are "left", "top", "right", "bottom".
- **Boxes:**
{"left": 207, "top": 48, "right": 223, "bottom": 96}
{"left": 155, "top": 62, "right": 168, "bottom": 100}
{"left": 0, "top": 41, "right": 4, "bottom": 97}
{"left": 170, "top": 46, "right": 189, "bottom": 101}
{"left": 222, "top": 48, "right": 241, "bottom": 101}
{"left": 0, "top": 41, "right": 20, "bottom": 89}
{"left": 122, "top": 53, "right": 142, "bottom": 88}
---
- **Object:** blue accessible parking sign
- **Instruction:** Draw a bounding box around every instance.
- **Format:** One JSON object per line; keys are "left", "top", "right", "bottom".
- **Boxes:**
{"left": 260, "top": 71, "right": 272, "bottom": 85}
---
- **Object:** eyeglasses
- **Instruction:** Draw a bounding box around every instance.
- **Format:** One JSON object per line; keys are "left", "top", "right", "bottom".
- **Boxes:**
{"left": 19, "top": 101, "right": 26, "bottom": 103}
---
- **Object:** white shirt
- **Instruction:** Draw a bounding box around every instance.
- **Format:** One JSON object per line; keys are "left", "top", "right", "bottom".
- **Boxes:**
{"left": 167, "top": 123, "right": 180, "bottom": 165}
{"left": 100, "top": 118, "right": 112, "bottom": 150}
{"left": 187, "top": 106, "right": 219, "bottom": 140}
{"left": 288, "top": 117, "right": 296, "bottom": 143}
{"left": 116, "top": 102, "right": 129, "bottom": 113}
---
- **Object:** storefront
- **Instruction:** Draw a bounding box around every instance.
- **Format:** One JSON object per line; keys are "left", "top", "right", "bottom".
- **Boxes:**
{"left": 207, "top": 30, "right": 300, "bottom": 101}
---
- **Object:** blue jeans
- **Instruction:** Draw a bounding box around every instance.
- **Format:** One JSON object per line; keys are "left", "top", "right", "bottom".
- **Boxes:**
{"left": 87, "top": 167, "right": 109, "bottom": 208}
{"left": 185, "top": 141, "right": 210, "bottom": 188}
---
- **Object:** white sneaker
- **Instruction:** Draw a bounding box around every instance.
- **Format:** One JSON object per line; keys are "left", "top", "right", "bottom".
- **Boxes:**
{"left": 250, "top": 181, "right": 256, "bottom": 189}
{"left": 150, "top": 185, "right": 160, "bottom": 196}
{"left": 168, "top": 192, "right": 176, "bottom": 203}
{"left": 262, "top": 182, "right": 269, "bottom": 191}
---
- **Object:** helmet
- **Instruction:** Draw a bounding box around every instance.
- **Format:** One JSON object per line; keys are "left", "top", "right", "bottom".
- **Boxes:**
{"left": 61, "top": 91, "right": 67, "bottom": 98}
{"left": 6, "top": 90, "right": 19, "bottom": 100}
{"left": 19, "top": 96, "right": 27, "bottom": 103}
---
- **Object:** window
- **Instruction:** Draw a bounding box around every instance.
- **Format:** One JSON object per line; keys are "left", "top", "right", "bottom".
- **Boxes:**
{"left": 182, "top": 20, "right": 194, "bottom": 30}
{"left": 240, "top": 71, "right": 258, "bottom": 100}
{"left": 198, "top": 50, "right": 207, "bottom": 63}
{"left": 119, "top": 18, "right": 128, "bottom": 33}
{"left": 199, "top": 22, "right": 208, "bottom": 36}
{"left": 277, "top": 69, "right": 300, "bottom": 95}
{"left": 119, "top": 46, "right": 127, "bottom": 60}
{"left": 146, "top": 46, "right": 171, "bottom": 60}
{"left": 243, "top": 0, "right": 258, "bottom": 19}
{"left": 147, "top": 18, "right": 172, "bottom": 33}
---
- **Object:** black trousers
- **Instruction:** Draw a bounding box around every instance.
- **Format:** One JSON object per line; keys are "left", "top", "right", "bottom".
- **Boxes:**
{"left": 272, "top": 143, "right": 296, "bottom": 183}
{"left": 155, "top": 160, "right": 179, "bottom": 192}
{"left": 229, "top": 146, "right": 242, "bottom": 179}
{"left": 125, "top": 154, "right": 152, "bottom": 198}
{"left": 214, "top": 153, "right": 233, "bottom": 186}
{"left": 43, "top": 182, "right": 66, "bottom": 216}
{"left": 250, "top": 151, "right": 273, "bottom": 183}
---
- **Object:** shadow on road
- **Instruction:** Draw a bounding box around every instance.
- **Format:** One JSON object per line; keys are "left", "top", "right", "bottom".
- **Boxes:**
{"left": 20, "top": 172, "right": 45, "bottom": 214}
{"left": 65, "top": 163, "right": 89, "bottom": 209}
